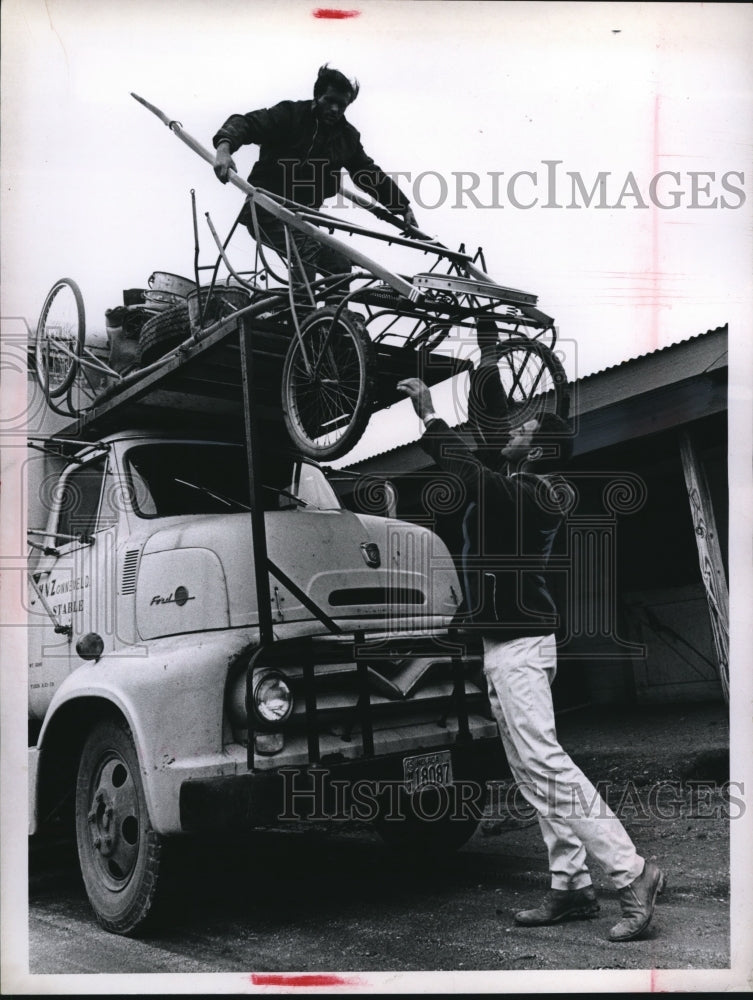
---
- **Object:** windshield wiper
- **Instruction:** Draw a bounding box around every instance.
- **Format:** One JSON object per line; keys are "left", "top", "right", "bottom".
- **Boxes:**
{"left": 174, "top": 478, "right": 311, "bottom": 510}
{"left": 262, "top": 485, "right": 309, "bottom": 507}
{"left": 174, "top": 478, "right": 251, "bottom": 511}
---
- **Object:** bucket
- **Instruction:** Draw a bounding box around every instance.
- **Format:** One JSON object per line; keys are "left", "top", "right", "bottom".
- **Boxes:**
{"left": 143, "top": 289, "right": 187, "bottom": 311}
{"left": 187, "top": 285, "right": 251, "bottom": 327}
{"left": 148, "top": 271, "right": 196, "bottom": 297}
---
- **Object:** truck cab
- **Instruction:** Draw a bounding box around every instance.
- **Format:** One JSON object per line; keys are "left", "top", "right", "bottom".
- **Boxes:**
{"left": 28, "top": 427, "right": 497, "bottom": 934}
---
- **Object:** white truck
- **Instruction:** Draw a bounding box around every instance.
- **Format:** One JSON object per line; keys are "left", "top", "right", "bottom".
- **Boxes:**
{"left": 27, "top": 308, "right": 499, "bottom": 935}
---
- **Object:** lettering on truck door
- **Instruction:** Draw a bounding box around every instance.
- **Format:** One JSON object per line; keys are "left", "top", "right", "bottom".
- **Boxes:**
{"left": 28, "top": 452, "right": 117, "bottom": 716}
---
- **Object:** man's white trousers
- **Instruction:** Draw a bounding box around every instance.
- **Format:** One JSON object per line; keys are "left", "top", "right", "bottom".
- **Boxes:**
{"left": 483, "top": 633, "right": 644, "bottom": 891}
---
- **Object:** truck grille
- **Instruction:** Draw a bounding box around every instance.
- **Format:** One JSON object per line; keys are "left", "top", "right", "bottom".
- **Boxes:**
{"left": 242, "top": 632, "right": 488, "bottom": 766}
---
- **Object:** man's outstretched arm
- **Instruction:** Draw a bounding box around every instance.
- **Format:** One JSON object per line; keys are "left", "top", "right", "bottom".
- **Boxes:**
{"left": 346, "top": 142, "right": 417, "bottom": 229}
{"left": 396, "top": 378, "right": 484, "bottom": 494}
{"left": 468, "top": 320, "right": 511, "bottom": 456}
{"left": 212, "top": 102, "right": 294, "bottom": 183}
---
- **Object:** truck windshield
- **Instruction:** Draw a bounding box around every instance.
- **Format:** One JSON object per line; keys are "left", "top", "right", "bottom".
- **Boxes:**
{"left": 125, "top": 443, "right": 341, "bottom": 518}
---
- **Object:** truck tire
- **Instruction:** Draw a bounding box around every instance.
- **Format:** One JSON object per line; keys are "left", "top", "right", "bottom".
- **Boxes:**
{"left": 75, "top": 719, "right": 164, "bottom": 935}
{"left": 138, "top": 305, "right": 191, "bottom": 366}
{"left": 373, "top": 784, "right": 480, "bottom": 857}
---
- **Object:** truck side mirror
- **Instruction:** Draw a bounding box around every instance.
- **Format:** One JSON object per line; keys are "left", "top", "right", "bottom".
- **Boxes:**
{"left": 352, "top": 475, "right": 398, "bottom": 518}
{"left": 382, "top": 480, "right": 398, "bottom": 519}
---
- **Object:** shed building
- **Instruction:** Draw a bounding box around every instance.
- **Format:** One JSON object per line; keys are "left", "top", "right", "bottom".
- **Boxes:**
{"left": 339, "top": 327, "right": 729, "bottom": 708}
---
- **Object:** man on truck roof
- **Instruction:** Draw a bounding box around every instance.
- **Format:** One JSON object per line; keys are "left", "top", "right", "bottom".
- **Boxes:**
{"left": 212, "top": 64, "right": 417, "bottom": 284}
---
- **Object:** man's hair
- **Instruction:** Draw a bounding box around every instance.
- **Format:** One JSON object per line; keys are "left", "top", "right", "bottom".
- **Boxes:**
{"left": 529, "top": 412, "right": 574, "bottom": 470}
{"left": 313, "top": 64, "right": 360, "bottom": 103}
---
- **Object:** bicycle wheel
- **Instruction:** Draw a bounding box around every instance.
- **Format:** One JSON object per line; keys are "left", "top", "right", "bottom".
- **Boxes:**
{"left": 470, "top": 337, "right": 570, "bottom": 450}
{"left": 35, "top": 278, "right": 85, "bottom": 399}
{"left": 282, "top": 307, "right": 377, "bottom": 460}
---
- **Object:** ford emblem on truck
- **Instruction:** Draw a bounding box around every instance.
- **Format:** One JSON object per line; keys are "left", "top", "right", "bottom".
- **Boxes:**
{"left": 150, "top": 586, "right": 195, "bottom": 607}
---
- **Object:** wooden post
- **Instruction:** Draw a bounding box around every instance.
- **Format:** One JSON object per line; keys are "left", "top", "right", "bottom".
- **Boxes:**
{"left": 679, "top": 430, "right": 729, "bottom": 702}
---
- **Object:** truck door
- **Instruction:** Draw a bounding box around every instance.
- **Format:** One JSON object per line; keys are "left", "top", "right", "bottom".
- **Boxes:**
{"left": 28, "top": 451, "right": 116, "bottom": 717}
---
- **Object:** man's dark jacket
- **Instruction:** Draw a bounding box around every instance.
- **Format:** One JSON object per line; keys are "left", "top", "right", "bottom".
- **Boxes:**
{"left": 213, "top": 100, "right": 409, "bottom": 212}
{"left": 420, "top": 418, "right": 573, "bottom": 640}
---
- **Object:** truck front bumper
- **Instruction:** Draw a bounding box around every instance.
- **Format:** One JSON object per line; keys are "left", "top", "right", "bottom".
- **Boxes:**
{"left": 179, "top": 735, "right": 505, "bottom": 833}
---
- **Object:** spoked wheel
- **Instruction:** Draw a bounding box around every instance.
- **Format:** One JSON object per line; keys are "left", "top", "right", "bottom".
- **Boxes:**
{"left": 282, "top": 307, "right": 377, "bottom": 460}
{"left": 34, "top": 278, "right": 85, "bottom": 399}
{"left": 470, "top": 337, "right": 570, "bottom": 451}
{"left": 75, "top": 719, "right": 164, "bottom": 935}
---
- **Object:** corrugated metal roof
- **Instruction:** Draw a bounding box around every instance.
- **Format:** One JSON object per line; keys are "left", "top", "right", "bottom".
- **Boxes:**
{"left": 345, "top": 325, "right": 728, "bottom": 469}
{"left": 575, "top": 326, "right": 728, "bottom": 383}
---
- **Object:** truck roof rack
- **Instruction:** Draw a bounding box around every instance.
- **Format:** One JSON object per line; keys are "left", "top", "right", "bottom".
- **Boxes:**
{"left": 52, "top": 315, "right": 469, "bottom": 445}
{"left": 27, "top": 437, "right": 109, "bottom": 462}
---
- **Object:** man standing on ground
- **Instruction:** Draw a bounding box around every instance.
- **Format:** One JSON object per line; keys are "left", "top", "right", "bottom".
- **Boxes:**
{"left": 213, "top": 65, "right": 417, "bottom": 286}
{"left": 397, "top": 354, "right": 664, "bottom": 943}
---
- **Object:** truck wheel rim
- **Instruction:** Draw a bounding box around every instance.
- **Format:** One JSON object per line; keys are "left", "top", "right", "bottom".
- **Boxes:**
{"left": 85, "top": 751, "right": 142, "bottom": 891}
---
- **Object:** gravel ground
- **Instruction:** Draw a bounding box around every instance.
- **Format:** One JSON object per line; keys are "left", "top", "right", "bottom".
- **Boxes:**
{"left": 24, "top": 700, "right": 736, "bottom": 982}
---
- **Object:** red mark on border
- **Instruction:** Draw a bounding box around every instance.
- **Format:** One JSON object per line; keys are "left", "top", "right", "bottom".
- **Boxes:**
{"left": 650, "top": 968, "right": 664, "bottom": 992}
{"left": 313, "top": 8, "right": 361, "bottom": 18}
{"left": 251, "top": 973, "right": 362, "bottom": 987}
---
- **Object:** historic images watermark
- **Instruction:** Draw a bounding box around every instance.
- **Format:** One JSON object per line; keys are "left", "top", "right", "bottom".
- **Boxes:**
{"left": 281, "top": 161, "right": 748, "bottom": 211}
{"left": 277, "top": 767, "right": 744, "bottom": 824}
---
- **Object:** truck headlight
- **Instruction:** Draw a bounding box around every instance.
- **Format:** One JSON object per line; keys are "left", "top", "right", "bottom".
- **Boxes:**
{"left": 252, "top": 671, "right": 293, "bottom": 726}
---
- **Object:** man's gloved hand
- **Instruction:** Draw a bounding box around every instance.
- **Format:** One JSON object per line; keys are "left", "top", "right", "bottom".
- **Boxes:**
{"left": 400, "top": 206, "right": 419, "bottom": 232}
{"left": 397, "top": 378, "right": 436, "bottom": 422}
{"left": 476, "top": 319, "right": 500, "bottom": 361}
{"left": 214, "top": 143, "right": 237, "bottom": 184}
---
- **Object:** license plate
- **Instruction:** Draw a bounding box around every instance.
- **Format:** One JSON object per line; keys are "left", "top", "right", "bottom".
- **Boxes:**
{"left": 403, "top": 750, "right": 453, "bottom": 795}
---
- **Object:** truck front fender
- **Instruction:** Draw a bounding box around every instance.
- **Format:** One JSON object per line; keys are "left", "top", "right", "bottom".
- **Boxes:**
{"left": 36, "top": 628, "right": 259, "bottom": 834}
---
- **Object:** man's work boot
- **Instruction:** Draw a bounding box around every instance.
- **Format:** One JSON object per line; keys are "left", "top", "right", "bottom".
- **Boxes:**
{"left": 513, "top": 886, "right": 600, "bottom": 926}
{"left": 609, "top": 861, "right": 664, "bottom": 942}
